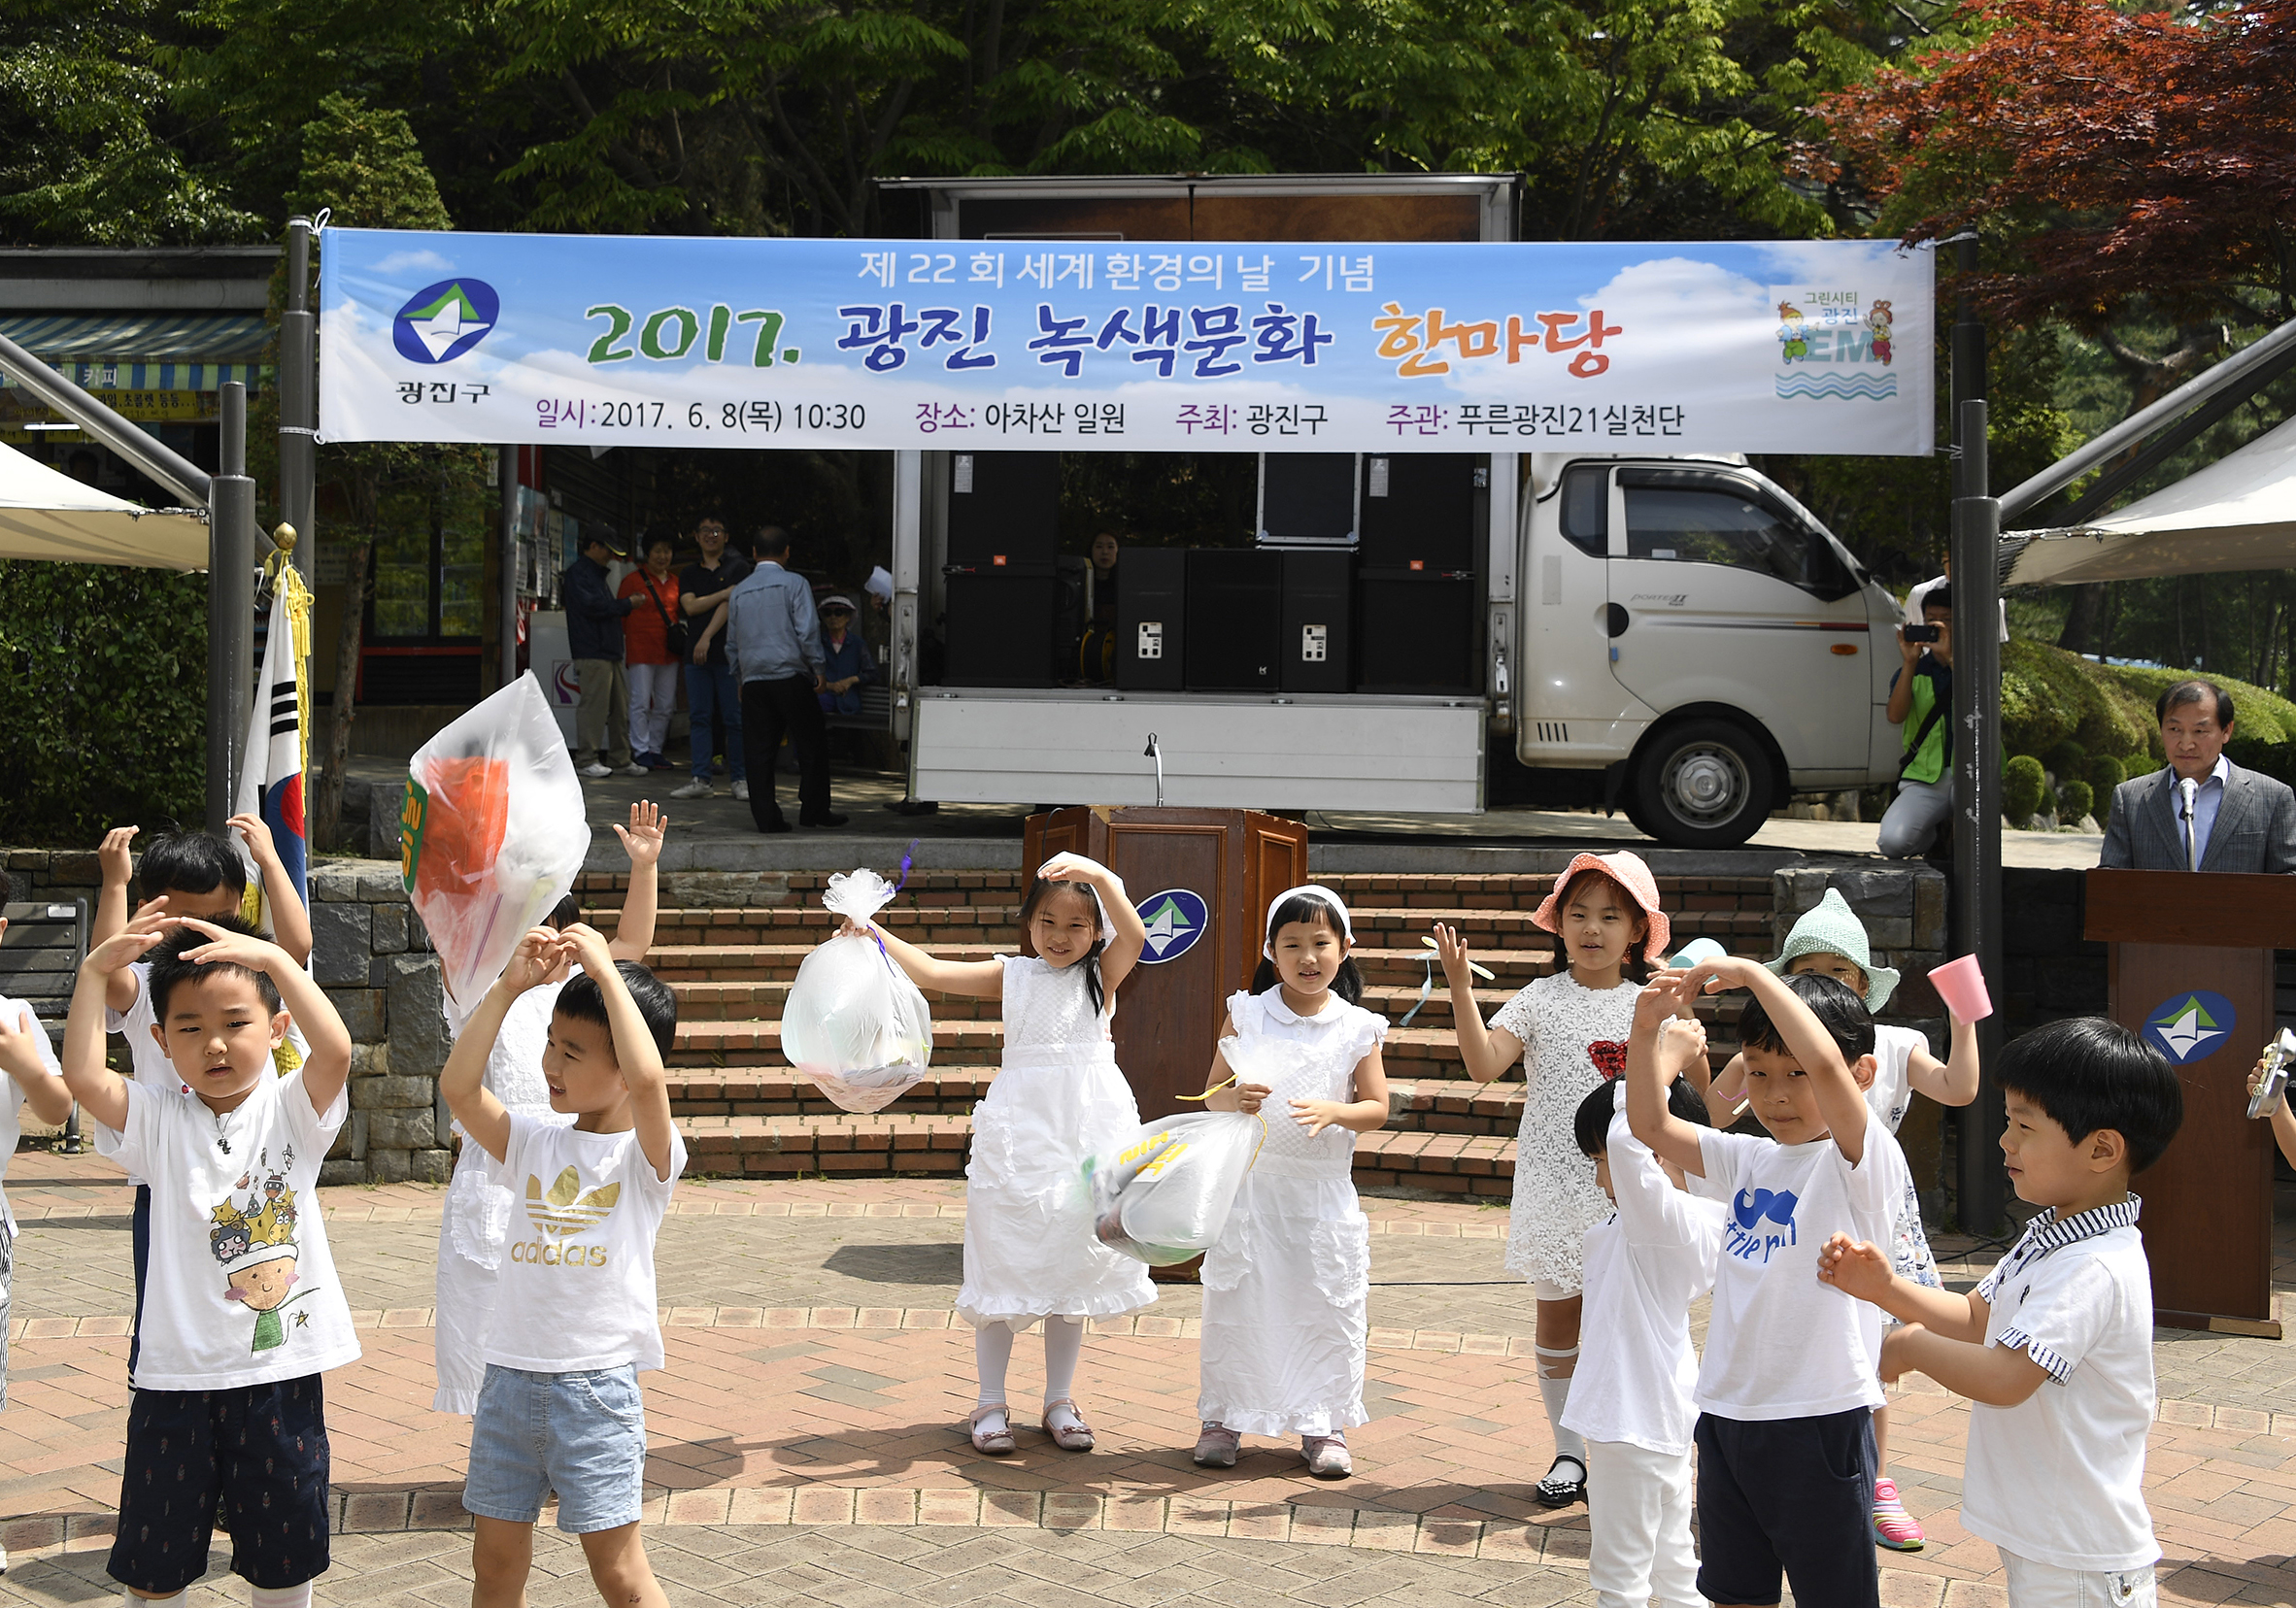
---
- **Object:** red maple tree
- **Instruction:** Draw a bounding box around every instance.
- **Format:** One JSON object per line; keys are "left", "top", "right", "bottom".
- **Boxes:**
{"left": 1812, "top": 0, "right": 2296, "bottom": 332}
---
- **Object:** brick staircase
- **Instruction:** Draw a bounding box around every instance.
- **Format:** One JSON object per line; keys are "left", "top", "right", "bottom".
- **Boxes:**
{"left": 585, "top": 870, "right": 1777, "bottom": 1196}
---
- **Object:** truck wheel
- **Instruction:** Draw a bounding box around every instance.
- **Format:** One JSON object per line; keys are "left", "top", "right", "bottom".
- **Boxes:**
{"left": 1627, "top": 720, "right": 1774, "bottom": 849}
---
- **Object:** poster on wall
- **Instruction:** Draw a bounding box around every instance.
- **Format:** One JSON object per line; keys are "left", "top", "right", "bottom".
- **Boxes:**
{"left": 319, "top": 228, "right": 1934, "bottom": 456}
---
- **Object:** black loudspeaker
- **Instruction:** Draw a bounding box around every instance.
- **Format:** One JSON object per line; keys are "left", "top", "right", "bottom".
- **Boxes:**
{"left": 1115, "top": 547, "right": 1186, "bottom": 690}
{"left": 1280, "top": 551, "right": 1352, "bottom": 693}
{"left": 1355, "top": 573, "right": 1476, "bottom": 692}
{"left": 947, "top": 452, "right": 1060, "bottom": 569}
{"left": 1359, "top": 453, "right": 1476, "bottom": 571}
{"left": 1185, "top": 549, "right": 1284, "bottom": 691}
{"left": 943, "top": 571, "right": 1059, "bottom": 686}
{"left": 1260, "top": 453, "right": 1357, "bottom": 542}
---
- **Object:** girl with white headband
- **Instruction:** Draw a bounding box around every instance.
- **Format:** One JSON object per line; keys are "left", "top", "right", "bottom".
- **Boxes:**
{"left": 1193, "top": 884, "right": 1390, "bottom": 1480}
{"left": 846, "top": 852, "right": 1153, "bottom": 1457}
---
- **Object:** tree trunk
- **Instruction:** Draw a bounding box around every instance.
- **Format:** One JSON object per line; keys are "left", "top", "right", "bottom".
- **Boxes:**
{"left": 311, "top": 540, "right": 371, "bottom": 851}
{"left": 2057, "top": 582, "right": 2110, "bottom": 653}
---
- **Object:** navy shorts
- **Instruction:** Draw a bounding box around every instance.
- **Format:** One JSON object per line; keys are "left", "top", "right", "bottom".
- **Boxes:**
{"left": 110, "top": 1374, "right": 331, "bottom": 1593}
{"left": 1694, "top": 1407, "right": 1879, "bottom": 1608}
{"left": 129, "top": 1184, "right": 151, "bottom": 1379}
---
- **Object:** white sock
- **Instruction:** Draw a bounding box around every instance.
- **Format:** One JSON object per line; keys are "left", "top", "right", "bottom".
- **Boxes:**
{"left": 1536, "top": 1345, "right": 1586, "bottom": 1470}
{"left": 1042, "top": 1317, "right": 1083, "bottom": 1405}
{"left": 974, "top": 1323, "right": 1015, "bottom": 1416}
{"left": 121, "top": 1593, "right": 186, "bottom": 1607}
{"left": 251, "top": 1587, "right": 315, "bottom": 1608}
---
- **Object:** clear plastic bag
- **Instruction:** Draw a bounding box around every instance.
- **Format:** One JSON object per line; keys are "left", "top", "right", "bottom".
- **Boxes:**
{"left": 402, "top": 677, "right": 591, "bottom": 1022}
{"left": 1082, "top": 1110, "right": 1262, "bottom": 1265}
{"left": 783, "top": 868, "right": 933, "bottom": 1114}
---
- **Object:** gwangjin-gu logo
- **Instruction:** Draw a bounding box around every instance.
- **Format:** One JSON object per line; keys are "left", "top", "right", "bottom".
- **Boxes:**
{"left": 2143, "top": 990, "right": 2235, "bottom": 1066}
{"left": 393, "top": 278, "right": 499, "bottom": 364}
{"left": 1134, "top": 889, "right": 1208, "bottom": 965}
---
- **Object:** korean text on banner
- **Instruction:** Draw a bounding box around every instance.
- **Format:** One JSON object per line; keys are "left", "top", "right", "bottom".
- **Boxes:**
{"left": 319, "top": 232, "right": 1933, "bottom": 457}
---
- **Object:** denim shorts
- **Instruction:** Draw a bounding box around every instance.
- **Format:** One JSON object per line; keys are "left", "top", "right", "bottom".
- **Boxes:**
{"left": 464, "top": 1364, "right": 648, "bottom": 1534}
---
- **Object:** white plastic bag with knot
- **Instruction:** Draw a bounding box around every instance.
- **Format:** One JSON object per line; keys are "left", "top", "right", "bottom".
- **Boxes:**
{"left": 782, "top": 868, "right": 933, "bottom": 1113}
{"left": 402, "top": 677, "right": 592, "bottom": 1028}
{"left": 1081, "top": 1108, "right": 1263, "bottom": 1266}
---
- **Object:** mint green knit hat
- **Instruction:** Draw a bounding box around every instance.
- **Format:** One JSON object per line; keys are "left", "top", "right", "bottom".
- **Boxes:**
{"left": 1765, "top": 888, "right": 1901, "bottom": 1014}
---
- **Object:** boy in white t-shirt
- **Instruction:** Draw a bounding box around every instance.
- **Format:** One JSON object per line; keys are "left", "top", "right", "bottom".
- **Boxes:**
{"left": 93, "top": 823, "right": 315, "bottom": 1384}
{"left": 1630, "top": 959, "right": 1909, "bottom": 1608}
{"left": 439, "top": 923, "right": 684, "bottom": 1608}
{"left": 1563, "top": 986, "right": 1722, "bottom": 1608}
{"left": 60, "top": 908, "right": 357, "bottom": 1608}
{"left": 1702, "top": 885, "right": 1981, "bottom": 1550}
{"left": 1822, "top": 1017, "right": 2183, "bottom": 1607}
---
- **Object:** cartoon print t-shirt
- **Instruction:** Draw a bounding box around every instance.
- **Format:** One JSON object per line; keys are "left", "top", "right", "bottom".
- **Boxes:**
{"left": 93, "top": 1066, "right": 359, "bottom": 1391}
{"left": 1690, "top": 1104, "right": 1908, "bottom": 1422}
{"left": 483, "top": 1113, "right": 688, "bottom": 1375}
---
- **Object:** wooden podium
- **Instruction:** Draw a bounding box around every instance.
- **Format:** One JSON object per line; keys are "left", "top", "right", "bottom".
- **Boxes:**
{"left": 2084, "top": 869, "right": 2294, "bottom": 1336}
{"left": 1023, "top": 808, "right": 1309, "bottom": 1119}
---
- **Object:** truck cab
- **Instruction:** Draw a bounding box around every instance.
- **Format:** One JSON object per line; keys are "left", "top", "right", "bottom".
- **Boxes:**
{"left": 1512, "top": 452, "right": 1903, "bottom": 846}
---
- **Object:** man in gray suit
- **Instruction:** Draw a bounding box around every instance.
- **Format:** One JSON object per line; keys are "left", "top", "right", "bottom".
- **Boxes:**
{"left": 2099, "top": 679, "right": 2296, "bottom": 872}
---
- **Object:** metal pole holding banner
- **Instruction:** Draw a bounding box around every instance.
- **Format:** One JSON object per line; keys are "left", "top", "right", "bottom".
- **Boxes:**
{"left": 209, "top": 384, "right": 257, "bottom": 833}
{"left": 280, "top": 217, "right": 319, "bottom": 580}
{"left": 500, "top": 447, "right": 521, "bottom": 689}
{"left": 1951, "top": 396, "right": 2008, "bottom": 1236}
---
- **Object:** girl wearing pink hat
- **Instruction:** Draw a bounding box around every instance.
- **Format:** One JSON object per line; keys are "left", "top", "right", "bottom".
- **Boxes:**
{"left": 1435, "top": 850, "right": 1672, "bottom": 1509}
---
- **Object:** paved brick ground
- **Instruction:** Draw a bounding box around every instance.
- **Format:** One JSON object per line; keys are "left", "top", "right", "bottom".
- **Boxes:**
{"left": 7, "top": 1152, "right": 2296, "bottom": 1605}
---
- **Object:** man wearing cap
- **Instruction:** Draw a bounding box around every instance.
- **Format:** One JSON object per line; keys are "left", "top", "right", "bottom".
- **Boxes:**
{"left": 817, "top": 594, "right": 878, "bottom": 716}
{"left": 560, "top": 530, "right": 646, "bottom": 779}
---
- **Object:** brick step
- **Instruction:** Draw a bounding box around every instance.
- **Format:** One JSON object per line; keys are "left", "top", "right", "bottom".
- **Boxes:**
{"left": 582, "top": 868, "right": 1773, "bottom": 904}
{"left": 644, "top": 941, "right": 1578, "bottom": 986}
{"left": 672, "top": 1112, "right": 1519, "bottom": 1196}
{"left": 660, "top": 975, "right": 1526, "bottom": 1026}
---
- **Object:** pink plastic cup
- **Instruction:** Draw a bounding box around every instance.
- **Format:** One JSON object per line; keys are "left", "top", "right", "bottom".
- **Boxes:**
{"left": 1927, "top": 955, "right": 1994, "bottom": 1022}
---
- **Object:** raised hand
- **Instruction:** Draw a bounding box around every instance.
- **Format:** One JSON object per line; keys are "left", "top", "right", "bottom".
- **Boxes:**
{"left": 227, "top": 811, "right": 280, "bottom": 865}
{"left": 98, "top": 825, "right": 138, "bottom": 888}
{"left": 500, "top": 926, "right": 572, "bottom": 995}
{"left": 170, "top": 916, "right": 283, "bottom": 973}
{"left": 558, "top": 921, "right": 617, "bottom": 976}
{"left": 1656, "top": 1016, "right": 1708, "bottom": 1084}
{"left": 1432, "top": 922, "right": 1475, "bottom": 989}
{"left": 85, "top": 906, "right": 175, "bottom": 975}
{"left": 612, "top": 800, "right": 668, "bottom": 868}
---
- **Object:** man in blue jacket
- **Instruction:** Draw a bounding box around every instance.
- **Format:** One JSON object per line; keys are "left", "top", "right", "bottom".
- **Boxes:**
{"left": 561, "top": 532, "right": 647, "bottom": 778}
{"left": 726, "top": 526, "right": 844, "bottom": 830}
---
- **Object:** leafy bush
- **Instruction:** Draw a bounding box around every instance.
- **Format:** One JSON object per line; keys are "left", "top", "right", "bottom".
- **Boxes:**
{"left": 2231, "top": 736, "right": 2296, "bottom": 788}
{"left": 2056, "top": 778, "right": 2094, "bottom": 822}
{"left": 2041, "top": 740, "right": 2087, "bottom": 778}
{"left": 2003, "top": 754, "right": 2047, "bottom": 826}
{"left": 2001, "top": 641, "right": 2148, "bottom": 759}
{"left": 0, "top": 562, "right": 207, "bottom": 844}
{"left": 2086, "top": 753, "right": 2126, "bottom": 795}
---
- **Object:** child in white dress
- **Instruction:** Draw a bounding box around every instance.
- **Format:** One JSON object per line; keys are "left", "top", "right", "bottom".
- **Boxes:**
{"left": 1700, "top": 885, "right": 1979, "bottom": 1552}
{"left": 1195, "top": 885, "right": 1390, "bottom": 1480}
{"left": 1435, "top": 849, "right": 1673, "bottom": 1508}
{"left": 432, "top": 800, "right": 666, "bottom": 1414}
{"left": 861, "top": 854, "right": 1153, "bottom": 1455}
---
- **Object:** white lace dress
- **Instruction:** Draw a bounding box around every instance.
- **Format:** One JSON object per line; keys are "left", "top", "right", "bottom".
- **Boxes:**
{"left": 957, "top": 955, "right": 1155, "bottom": 1331}
{"left": 1199, "top": 989, "right": 1388, "bottom": 1438}
{"left": 1491, "top": 970, "right": 1639, "bottom": 1294}
{"left": 432, "top": 968, "right": 580, "bottom": 1414}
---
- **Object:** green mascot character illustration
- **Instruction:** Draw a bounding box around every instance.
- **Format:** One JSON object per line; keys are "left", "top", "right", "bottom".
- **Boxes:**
{"left": 211, "top": 1173, "right": 317, "bottom": 1352}
{"left": 1776, "top": 301, "right": 1808, "bottom": 363}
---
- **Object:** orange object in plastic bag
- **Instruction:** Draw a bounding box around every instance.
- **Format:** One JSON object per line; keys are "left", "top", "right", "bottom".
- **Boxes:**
{"left": 407, "top": 756, "right": 510, "bottom": 906}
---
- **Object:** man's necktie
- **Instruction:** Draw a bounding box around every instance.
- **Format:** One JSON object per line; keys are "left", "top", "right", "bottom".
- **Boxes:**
{"left": 2179, "top": 776, "right": 2201, "bottom": 871}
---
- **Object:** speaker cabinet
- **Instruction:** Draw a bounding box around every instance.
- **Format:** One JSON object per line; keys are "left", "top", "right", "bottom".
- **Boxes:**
{"left": 943, "top": 570, "right": 1059, "bottom": 686}
{"left": 1259, "top": 453, "right": 1358, "bottom": 543}
{"left": 947, "top": 451, "right": 1060, "bottom": 569}
{"left": 1355, "top": 573, "right": 1476, "bottom": 692}
{"left": 1279, "top": 551, "right": 1352, "bottom": 693}
{"left": 1115, "top": 546, "right": 1186, "bottom": 690}
{"left": 1186, "top": 550, "right": 1284, "bottom": 691}
{"left": 1359, "top": 452, "right": 1477, "bottom": 571}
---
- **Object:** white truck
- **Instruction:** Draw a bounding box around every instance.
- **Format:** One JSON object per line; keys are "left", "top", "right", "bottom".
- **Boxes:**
{"left": 873, "top": 176, "right": 1908, "bottom": 849}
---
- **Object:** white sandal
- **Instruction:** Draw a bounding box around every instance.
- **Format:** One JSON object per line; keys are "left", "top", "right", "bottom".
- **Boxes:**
{"left": 967, "top": 1403, "right": 1016, "bottom": 1456}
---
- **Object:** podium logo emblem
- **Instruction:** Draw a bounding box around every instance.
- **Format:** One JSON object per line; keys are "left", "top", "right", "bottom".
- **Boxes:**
{"left": 1136, "top": 890, "right": 1207, "bottom": 965}
{"left": 2143, "top": 990, "right": 2236, "bottom": 1065}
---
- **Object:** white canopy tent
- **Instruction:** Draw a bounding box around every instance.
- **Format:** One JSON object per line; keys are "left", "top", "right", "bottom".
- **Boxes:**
{"left": 0, "top": 439, "right": 208, "bottom": 570}
{"left": 2005, "top": 413, "right": 2296, "bottom": 586}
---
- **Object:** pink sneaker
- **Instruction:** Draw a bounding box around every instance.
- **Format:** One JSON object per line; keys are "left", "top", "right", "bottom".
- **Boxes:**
{"left": 1871, "top": 1477, "right": 1925, "bottom": 1552}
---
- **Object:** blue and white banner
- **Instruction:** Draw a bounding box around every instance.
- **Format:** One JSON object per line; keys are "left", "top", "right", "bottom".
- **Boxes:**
{"left": 319, "top": 228, "right": 1933, "bottom": 455}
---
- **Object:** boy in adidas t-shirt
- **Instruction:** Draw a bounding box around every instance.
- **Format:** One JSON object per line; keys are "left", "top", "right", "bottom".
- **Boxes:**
{"left": 62, "top": 909, "right": 357, "bottom": 1608}
{"left": 1629, "top": 960, "right": 1908, "bottom": 1608}
{"left": 439, "top": 923, "right": 684, "bottom": 1608}
{"left": 1823, "top": 1017, "right": 2182, "bottom": 1606}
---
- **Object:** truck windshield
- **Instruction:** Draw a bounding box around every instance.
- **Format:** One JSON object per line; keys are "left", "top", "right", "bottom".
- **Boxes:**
{"left": 1618, "top": 470, "right": 1858, "bottom": 601}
